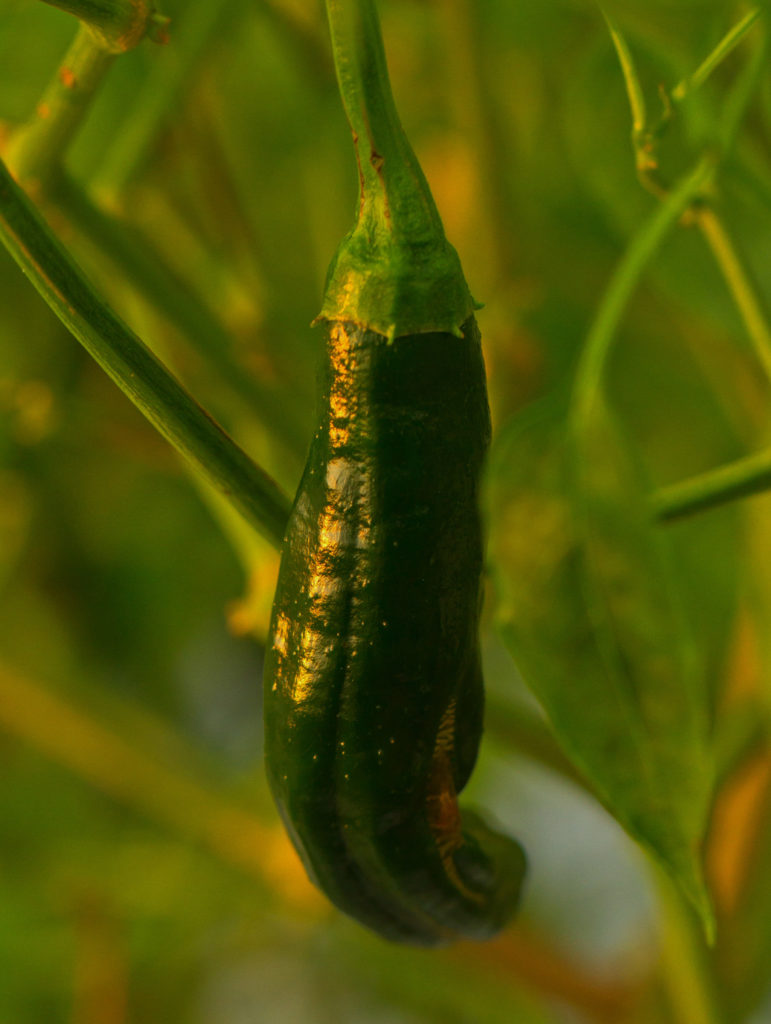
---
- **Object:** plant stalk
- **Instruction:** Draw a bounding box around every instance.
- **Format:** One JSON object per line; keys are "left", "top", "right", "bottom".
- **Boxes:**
{"left": 696, "top": 206, "right": 771, "bottom": 384}
{"left": 601, "top": 9, "right": 771, "bottom": 521}
{"left": 653, "top": 447, "right": 771, "bottom": 522}
{"left": 570, "top": 156, "right": 715, "bottom": 422}
{"left": 0, "top": 157, "right": 291, "bottom": 547}
{"left": 326, "top": 0, "right": 442, "bottom": 247}
{"left": 671, "top": 8, "right": 761, "bottom": 104}
{"left": 5, "top": 24, "right": 115, "bottom": 190}
{"left": 39, "top": 0, "right": 169, "bottom": 52}
{"left": 320, "top": 0, "right": 473, "bottom": 337}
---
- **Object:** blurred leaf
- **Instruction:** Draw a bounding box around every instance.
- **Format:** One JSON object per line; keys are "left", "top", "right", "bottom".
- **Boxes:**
{"left": 486, "top": 394, "right": 716, "bottom": 930}
{"left": 607, "top": 312, "right": 747, "bottom": 715}
{"left": 571, "top": 393, "right": 715, "bottom": 926}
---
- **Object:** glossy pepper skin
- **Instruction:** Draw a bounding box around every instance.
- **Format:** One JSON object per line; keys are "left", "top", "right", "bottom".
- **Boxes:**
{"left": 263, "top": 316, "right": 526, "bottom": 945}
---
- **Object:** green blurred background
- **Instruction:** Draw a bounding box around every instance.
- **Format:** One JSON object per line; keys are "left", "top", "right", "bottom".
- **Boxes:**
{"left": 1, "top": 1, "right": 771, "bottom": 1021}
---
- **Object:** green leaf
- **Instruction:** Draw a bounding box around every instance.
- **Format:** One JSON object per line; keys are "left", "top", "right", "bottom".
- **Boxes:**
{"left": 571, "top": 393, "right": 715, "bottom": 926}
{"left": 486, "top": 395, "right": 715, "bottom": 934}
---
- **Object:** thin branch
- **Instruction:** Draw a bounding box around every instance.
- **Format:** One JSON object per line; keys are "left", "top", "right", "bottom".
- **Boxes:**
{"left": 652, "top": 446, "right": 771, "bottom": 522}
{"left": 671, "top": 8, "right": 762, "bottom": 104}
{"left": 600, "top": 6, "right": 667, "bottom": 196}
{"left": 6, "top": 5, "right": 169, "bottom": 192}
{"left": 4, "top": 24, "right": 115, "bottom": 190}
{"left": 39, "top": 0, "right": 169, "bottom": 53}
{"left": 0, "top": 156, "right": 291, "bottom": 547}
{"left": 601, "top": 5, "right": 647, "bottom": 139}
{"left": 604, "top": 6, "right": 764, "bottom": 195}
{"left": 601, "top": 9, "right": 771, "bottom": 521}
{"left": 717, "top": 18, "right": 768, "bottom": 153}
{"left": 570, "top": 156, "right": 715, "bottom": 423}
{"left": 697, "top": 205, "right": 771, "bottom": 383}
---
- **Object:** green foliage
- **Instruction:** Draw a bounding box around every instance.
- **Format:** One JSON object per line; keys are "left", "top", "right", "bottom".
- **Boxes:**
{"left": 0, "top": 1, "right": 770, "bottom": 1022}
{"left": 487, "top": 393, "right": 721, "bottom": 931}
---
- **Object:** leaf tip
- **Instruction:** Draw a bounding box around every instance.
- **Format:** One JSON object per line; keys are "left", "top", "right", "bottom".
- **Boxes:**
{"left": 658, "top": 844, "right": 716, "bottom": 945}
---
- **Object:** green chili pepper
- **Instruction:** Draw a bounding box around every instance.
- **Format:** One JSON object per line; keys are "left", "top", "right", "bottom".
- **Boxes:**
{"left": 262, "top": 0, "right": 525, "bottom": 945}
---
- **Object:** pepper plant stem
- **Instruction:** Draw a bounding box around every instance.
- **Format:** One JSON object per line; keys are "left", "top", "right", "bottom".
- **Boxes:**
{"left": 653, "top": 447, "right": 771, "bottom": 522}
{"left": 321, "top": 0, "right": 473, "bottom": 336}
{"left": 696, "top": 206, "right": 771, "bottom": 383}
{"left": 5, "top": 24, "right": 114, "bottom": 190}
{"left": 602, "top": 9, "right": 771, "bottom": 521}
{"left": 0, "top": 157, "right": 291, "bottom": 547}
{"left": 601, "top": 4, "right": 656, "bottom": 185}
{"left": 606, "top": 7, "right": 769, "bottom": 366}
{"left": 601, "top": 6, "right": 646, "bottom": 133}
{"left": 325, "top": 0, "right": 442, "bottom": 247}
{"left": 570, "top": 156, "right": 715, "bottom": 422}
{"left": 671, "top": 8, "right": 762, "bottom": 104}
{"left": 39, "top": 0, "right": 168, "bottom": 52}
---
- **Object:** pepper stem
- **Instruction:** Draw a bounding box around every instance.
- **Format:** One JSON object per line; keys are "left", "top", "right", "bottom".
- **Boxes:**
{"left": 320, "top": 0, "right": 475, "bottom": 338}
{"left": 327, "top": 0, "right": 442, "bottom": 247}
